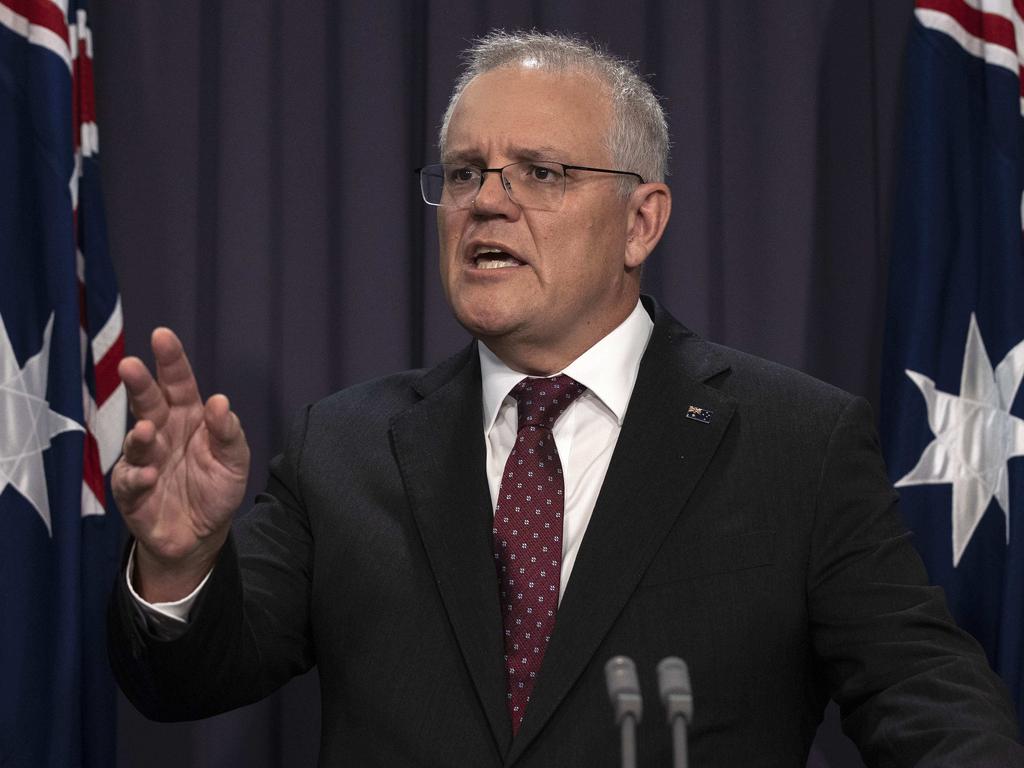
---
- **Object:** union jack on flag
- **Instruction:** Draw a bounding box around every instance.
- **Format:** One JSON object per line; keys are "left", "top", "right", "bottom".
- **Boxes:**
{"left": 0, "top": 1, "right": 125, "bottom": 765}
{"left": 883, "top": 0, "right": 1024, "bottom": 736}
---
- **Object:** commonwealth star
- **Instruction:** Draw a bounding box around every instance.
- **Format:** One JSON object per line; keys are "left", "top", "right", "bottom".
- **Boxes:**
{"left": 0, "top": 313, "right": 83, "bottom": 535}
{"left": 896, "top": 313, "right": 1024, "bottom": 566}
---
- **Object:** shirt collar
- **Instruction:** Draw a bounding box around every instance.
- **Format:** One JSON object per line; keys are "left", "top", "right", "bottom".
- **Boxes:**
{"left": 479, "top": 300, "right": 654, "bottom": 432}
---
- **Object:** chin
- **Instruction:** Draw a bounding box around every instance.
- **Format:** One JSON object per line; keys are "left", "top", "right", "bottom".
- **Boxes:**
{"left": 451, "top": 300, "right": 523, "bottom": 341}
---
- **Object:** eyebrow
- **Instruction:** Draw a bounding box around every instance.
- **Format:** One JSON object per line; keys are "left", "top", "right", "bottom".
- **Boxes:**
{"left": 506, "top": 144, "right": 566, "bottom": 161}
{"left": 442, "top": 144, "right": 570, "bottom": 165}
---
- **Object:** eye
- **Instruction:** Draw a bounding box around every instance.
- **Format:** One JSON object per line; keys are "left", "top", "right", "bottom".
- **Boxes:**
{"left": 527, "top": 163, "right": 562, "bottom": 183}
{"left": 446, "top": 165, "right": 479, "bottom": 185}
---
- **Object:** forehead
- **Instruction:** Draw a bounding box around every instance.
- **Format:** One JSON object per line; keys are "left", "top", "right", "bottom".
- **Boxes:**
{"left": 444, "top": 66, "right": 613, "bottom": 163}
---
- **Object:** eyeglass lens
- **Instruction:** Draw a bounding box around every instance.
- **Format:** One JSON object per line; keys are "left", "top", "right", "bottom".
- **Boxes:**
{"left": 420, "top": 162, "right": 566, "bottom": 211}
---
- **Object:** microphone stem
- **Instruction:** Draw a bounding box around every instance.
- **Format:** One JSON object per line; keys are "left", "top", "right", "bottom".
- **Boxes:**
{"left": 620, "top": 714, "right": 638, "bottom": 768}
{"left": 671, "top": 714, "right": 688, "bottom": 768}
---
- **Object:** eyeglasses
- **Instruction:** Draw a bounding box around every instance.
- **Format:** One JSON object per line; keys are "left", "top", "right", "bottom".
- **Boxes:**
{"left": 415, "top": 161, "right": 645, "bottom": 212}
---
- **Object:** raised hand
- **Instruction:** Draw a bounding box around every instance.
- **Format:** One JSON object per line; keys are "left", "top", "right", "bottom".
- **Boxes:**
{"left": 112, "top": 328, "right": 250, "bottom": 602}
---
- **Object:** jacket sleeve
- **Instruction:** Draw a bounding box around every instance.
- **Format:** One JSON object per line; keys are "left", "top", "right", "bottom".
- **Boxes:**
{"left": 806, "top": 396, "right": 1023, "bottom": 766}
{"left": 107, "top": 406, "right": 316, "bottom": 721}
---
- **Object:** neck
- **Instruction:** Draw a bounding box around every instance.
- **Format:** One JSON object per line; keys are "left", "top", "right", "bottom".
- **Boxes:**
{"left": 485, "top": 346, "right": 578, "bottom": 376}
{"left": 482, "top": 302, "right": 638, "bottom": 375}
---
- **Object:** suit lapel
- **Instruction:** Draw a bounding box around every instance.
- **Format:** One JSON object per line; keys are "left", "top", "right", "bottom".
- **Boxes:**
{"left": 508, "top": 302, "right": 737, "bottom": 762}
{"left": 389, "top": 347, "right": 512, "bottom": 756}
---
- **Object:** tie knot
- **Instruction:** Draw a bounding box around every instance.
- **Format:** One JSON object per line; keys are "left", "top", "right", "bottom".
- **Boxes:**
{"left": 510, "top": 374, "right": 586, "bottom": 431}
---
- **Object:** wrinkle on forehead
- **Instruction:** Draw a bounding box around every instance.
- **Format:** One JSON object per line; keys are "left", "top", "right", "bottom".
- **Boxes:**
{"left": 442, "top": 144, "right": 572, "bottom": 165}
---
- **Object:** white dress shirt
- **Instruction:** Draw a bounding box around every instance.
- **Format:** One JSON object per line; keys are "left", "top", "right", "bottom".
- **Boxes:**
{"left": 479, "top": 300, "right": 653, "bottom": 603}
{"left": 131, "top": 300, "right": 653, "bottom": 627}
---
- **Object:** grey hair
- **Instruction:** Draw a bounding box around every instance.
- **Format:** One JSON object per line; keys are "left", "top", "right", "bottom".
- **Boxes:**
{"left": 438, "top": 30, "right": 670, "bottom": 188}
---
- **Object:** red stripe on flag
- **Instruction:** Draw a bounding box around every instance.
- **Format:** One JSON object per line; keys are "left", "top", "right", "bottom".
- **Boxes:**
{"left": 93, "top": 331, "right": 124, "bottom": 405}
{"left": 71, "top": 37, "right": 79, "bottom": 151}
{"left": 83, "top": 428, "right": 106, "bottom": 506}
{"left": 73, "top": 34, "right": 96, "bottom": 129}
{"left": 2, "top": 0, "right": 69, "bottom": 46}
{"left": 917, "top": 0, "right": 1019, "bottom": 53}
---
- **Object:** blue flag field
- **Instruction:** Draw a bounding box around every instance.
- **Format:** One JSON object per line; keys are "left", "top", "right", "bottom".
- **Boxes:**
{"left": 0, "top": 1, "right": 125, "bottom": 765}
{"left": 882, "top": 0, "right": 1024, "bottom": 734}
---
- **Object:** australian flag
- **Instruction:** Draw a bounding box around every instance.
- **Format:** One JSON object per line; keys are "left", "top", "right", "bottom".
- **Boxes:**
{"left": 0, "top": 1, "right": 125, "bottom": 765}
{"left": 882, "top": 0, "right": 1024, "bottom": 734}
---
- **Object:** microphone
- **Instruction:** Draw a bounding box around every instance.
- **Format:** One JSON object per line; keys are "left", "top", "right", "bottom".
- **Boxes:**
{"left": 656, "top": 657, "right": 693, "bottom": 768}
{"left": 605, "top": 656, "right": 642, "bottom": 768}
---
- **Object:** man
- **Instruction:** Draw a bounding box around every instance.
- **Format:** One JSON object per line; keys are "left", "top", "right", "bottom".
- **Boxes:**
{"left": 108, "top": 31, "right": 1023, "bottom": 766}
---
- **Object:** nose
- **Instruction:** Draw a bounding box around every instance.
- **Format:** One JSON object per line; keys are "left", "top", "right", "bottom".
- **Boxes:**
{"left": 472, "top": 169, "right": 519, "bottom": 217}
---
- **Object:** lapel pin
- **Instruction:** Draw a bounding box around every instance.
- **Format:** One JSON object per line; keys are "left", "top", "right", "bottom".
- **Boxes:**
{"left": 685, "top": 405, "right": 713, "bottom": 424}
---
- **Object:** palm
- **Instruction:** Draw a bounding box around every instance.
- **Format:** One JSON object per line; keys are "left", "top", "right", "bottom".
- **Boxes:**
{"left": 142, "top": 404, "right": 246, "bottom": 555}
{"left": 113, "top": 328, "right": 250, "bottom": 565}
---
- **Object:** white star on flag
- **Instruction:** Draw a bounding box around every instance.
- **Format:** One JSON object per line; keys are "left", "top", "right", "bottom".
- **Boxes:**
{"left": 896, "top": 313, "right": 1024, "bottom": 566}
{"left": 0, "top": 312, "right": 84, "bottom": 535}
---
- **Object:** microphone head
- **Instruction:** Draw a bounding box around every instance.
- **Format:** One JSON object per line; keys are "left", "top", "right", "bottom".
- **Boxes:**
{"left": 656, "top": 656, "right": 693, "bottom": 724}
{"left": 604, "top": 655, "right": 643, "bottom": 724}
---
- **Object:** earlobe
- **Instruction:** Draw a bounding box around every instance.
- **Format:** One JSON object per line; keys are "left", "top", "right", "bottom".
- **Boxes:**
{"left": 624, "top": 183, "right": 672, "bottom": 269}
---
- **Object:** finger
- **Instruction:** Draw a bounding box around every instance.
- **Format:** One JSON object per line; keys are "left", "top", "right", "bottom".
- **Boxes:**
{"left": 111, "top": 459, "right": 159, "bottom": 510}
{"left": 121, "top": 420, "right": 162, "bottom": 466}
{"left": 119, "top": 356, "right": 170, "bottom": 427}
{"left": 204, "top": 394, "right": 250, "bottom": 473}
{"left": 151, "top": 327, "right": 203, "bottom": 409}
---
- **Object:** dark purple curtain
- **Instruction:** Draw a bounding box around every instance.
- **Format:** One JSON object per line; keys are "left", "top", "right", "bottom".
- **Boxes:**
{"left": 90, "top": 1, "right": 915, "bottom": 765}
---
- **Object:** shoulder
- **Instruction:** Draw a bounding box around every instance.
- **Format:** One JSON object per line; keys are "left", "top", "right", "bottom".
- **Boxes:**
{"left": 301, "top": 341, "right": 478, "bottom": 429}
{"left": 310, "top": 369, "right": 425, "bottom": 421}
{"left": 646, "top": 297, "right": 860, "bottom": 428}
{"left": 709, "top": 342, "right": 854, "bottom": 413}
{"left": 703, "top": 343, "right": 879, "bottom": 464}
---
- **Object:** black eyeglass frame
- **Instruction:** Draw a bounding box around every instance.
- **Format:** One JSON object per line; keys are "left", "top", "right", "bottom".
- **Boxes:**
{"left": 413, "top": 161, "right": 646, "bottom": 209}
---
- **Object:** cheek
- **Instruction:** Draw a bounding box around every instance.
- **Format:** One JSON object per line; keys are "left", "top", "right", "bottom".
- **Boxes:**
{"left": 436, "top": 213, "right": 451, "bottom": 249}
{"left": 529, "top": 212, "right": 585, "bottom": 264}
{"left": 583, "top": 205, "right": 628, "bottom": 263}
{"left": 553, "top": 213, "right": 618, "bottom": 271}
{"left": 437, "top": 215, "right": 461, "bottom": 272}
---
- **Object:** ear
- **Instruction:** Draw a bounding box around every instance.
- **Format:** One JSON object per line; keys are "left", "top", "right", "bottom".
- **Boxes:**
{"left": 624, "top": 183, "right": 671, "bottom": 269}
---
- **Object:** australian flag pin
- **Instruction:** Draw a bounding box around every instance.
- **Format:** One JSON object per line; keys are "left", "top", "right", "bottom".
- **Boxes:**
{"left": 686, "top": 405, "right": 713, "bottom": 424}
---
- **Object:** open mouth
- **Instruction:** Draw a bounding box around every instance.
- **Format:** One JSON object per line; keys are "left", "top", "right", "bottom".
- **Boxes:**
{"left": 473, "top": 247, "right": 525, "bottom": 269}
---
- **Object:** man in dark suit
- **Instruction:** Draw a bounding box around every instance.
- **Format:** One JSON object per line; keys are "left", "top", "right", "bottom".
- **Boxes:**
{"left": 108, "top": 31, "right": 1024, "bottom": 766}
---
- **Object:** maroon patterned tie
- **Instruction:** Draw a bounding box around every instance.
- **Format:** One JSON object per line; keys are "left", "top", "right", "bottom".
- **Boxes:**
{"left": 492, "top": 374, "right": 587, "bottom": 734}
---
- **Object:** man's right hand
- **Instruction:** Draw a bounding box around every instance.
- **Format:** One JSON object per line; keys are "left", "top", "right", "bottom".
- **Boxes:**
{"left": 112, "top": 328, "right": 251, "bottom": 603}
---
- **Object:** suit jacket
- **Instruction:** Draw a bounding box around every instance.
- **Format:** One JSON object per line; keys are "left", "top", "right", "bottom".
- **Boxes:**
{"left": 109, "top": 298, "right": 1023, "bottom": 767}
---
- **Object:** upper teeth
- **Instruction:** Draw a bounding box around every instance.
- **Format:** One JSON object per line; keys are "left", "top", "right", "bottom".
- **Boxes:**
{"left": 474, "top": 247, "right": 520, "bottom": 269}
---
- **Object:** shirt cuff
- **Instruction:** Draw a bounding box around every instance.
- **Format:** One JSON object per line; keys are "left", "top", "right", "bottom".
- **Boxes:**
{"left": 126, "top": 541, "right": 214, "bottom": 640}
